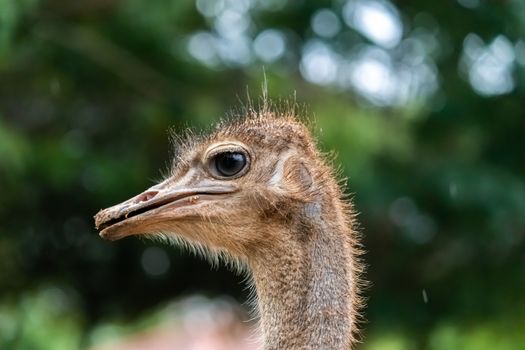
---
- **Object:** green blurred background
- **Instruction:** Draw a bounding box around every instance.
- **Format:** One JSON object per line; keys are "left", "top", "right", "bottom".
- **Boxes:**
{"left": 1, "top": 0, "right": 524, "bottom": 349}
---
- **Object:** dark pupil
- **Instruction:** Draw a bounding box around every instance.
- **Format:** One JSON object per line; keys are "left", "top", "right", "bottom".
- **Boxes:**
{"left": 215, "top": 152, "right": 246, "bottom": 177}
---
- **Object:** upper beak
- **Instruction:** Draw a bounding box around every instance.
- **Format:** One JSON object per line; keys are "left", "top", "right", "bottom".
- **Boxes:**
{"left": 94, "top": 180, "right": 237, "bottom": 241}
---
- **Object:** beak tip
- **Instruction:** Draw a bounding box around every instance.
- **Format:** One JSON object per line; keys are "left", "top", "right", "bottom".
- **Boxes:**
{"left": 99, "top": 229, "right": 114, "bottom": 241}
{"left": 94, "top": 208, "right": 113, "bottom": 231}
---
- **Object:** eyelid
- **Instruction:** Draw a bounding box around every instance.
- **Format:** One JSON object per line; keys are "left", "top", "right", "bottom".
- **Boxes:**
{"left": 203, "top": 142, "right": 250, "bottom": 162}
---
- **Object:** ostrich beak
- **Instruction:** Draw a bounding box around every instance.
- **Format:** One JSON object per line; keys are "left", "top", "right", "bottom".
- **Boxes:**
{"left": 94, "top": 179, "right": 238, "bottom": 241}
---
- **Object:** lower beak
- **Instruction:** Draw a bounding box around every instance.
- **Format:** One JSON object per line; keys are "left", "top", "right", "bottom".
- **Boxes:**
{"left": 94, "top": 184, "right": 237, "bottom": 241}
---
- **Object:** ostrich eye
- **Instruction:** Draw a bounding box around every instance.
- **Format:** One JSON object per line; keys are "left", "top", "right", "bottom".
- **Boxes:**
{"left": 212, "top": 151, "right": 247, "bottom": 177}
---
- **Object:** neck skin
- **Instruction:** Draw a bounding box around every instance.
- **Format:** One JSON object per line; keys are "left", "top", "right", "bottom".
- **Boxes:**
{"left": 249, "top": 209, "right": 356, "bottom": 350}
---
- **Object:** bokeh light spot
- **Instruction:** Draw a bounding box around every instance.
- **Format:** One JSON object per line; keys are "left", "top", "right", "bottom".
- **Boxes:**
{"left": 343, "top": 0, "right": 403, "bottom": 48}
{"left": 214, "top": 9, "right": 250, "bottom": 39}
{"left": 188, "top": 32, "right": 219, "bottom": 66}
{"left": 196, "top": 0, "right": 225, "bottom": 17}
{"left": 141, "top": 247, "right": 171, "bottom": 277}
{"left": 311, "top": 9, "right": 341, "bottom": 38}
{"left": 461, "top": 34, "right": 515, "bottom": 96}
{"left": 253, "top": 29, "right": 286, "bottom": 62}
{"left": 300, "top": 40, "right": 339, "bottom": 85}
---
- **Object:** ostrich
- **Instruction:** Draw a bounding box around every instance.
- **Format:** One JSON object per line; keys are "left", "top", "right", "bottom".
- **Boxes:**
{"left": 94, "top": 103, "right": 364, "bottom": 350}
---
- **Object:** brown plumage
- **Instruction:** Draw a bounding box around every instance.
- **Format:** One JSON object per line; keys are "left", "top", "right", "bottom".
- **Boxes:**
{"left": 94, "top": 101, "right": 365, "bottom": 349}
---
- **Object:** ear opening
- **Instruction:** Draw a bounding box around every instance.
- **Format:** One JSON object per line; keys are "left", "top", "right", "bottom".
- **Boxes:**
{"left": 282, "top": 158, "right": 313, "bottom": 195}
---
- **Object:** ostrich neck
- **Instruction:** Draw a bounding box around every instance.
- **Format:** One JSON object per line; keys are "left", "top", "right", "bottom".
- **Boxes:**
{"left": 250, "top": 214, "right": 355, "bottom": 350}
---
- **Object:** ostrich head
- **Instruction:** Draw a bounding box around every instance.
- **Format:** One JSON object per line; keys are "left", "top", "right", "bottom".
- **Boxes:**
{"left": 94, "top": 106, "right": 363, "bottom": 349}
{"left": 95, "top": 112, "right": 328, "bottom": 260}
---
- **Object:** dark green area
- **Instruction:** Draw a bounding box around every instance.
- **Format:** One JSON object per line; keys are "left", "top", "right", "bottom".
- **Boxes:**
{"left": 0, "top": 0, "right": 524, "bottom": 349}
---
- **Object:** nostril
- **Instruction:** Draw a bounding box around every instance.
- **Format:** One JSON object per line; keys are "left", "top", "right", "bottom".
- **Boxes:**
{"left": 137, "top": 191, "right": 159, "bottom": 203}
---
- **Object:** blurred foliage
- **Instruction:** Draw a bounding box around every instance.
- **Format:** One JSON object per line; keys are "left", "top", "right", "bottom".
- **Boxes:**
{"left": 0, "top": 0, "right": 524, "bottom": 349}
